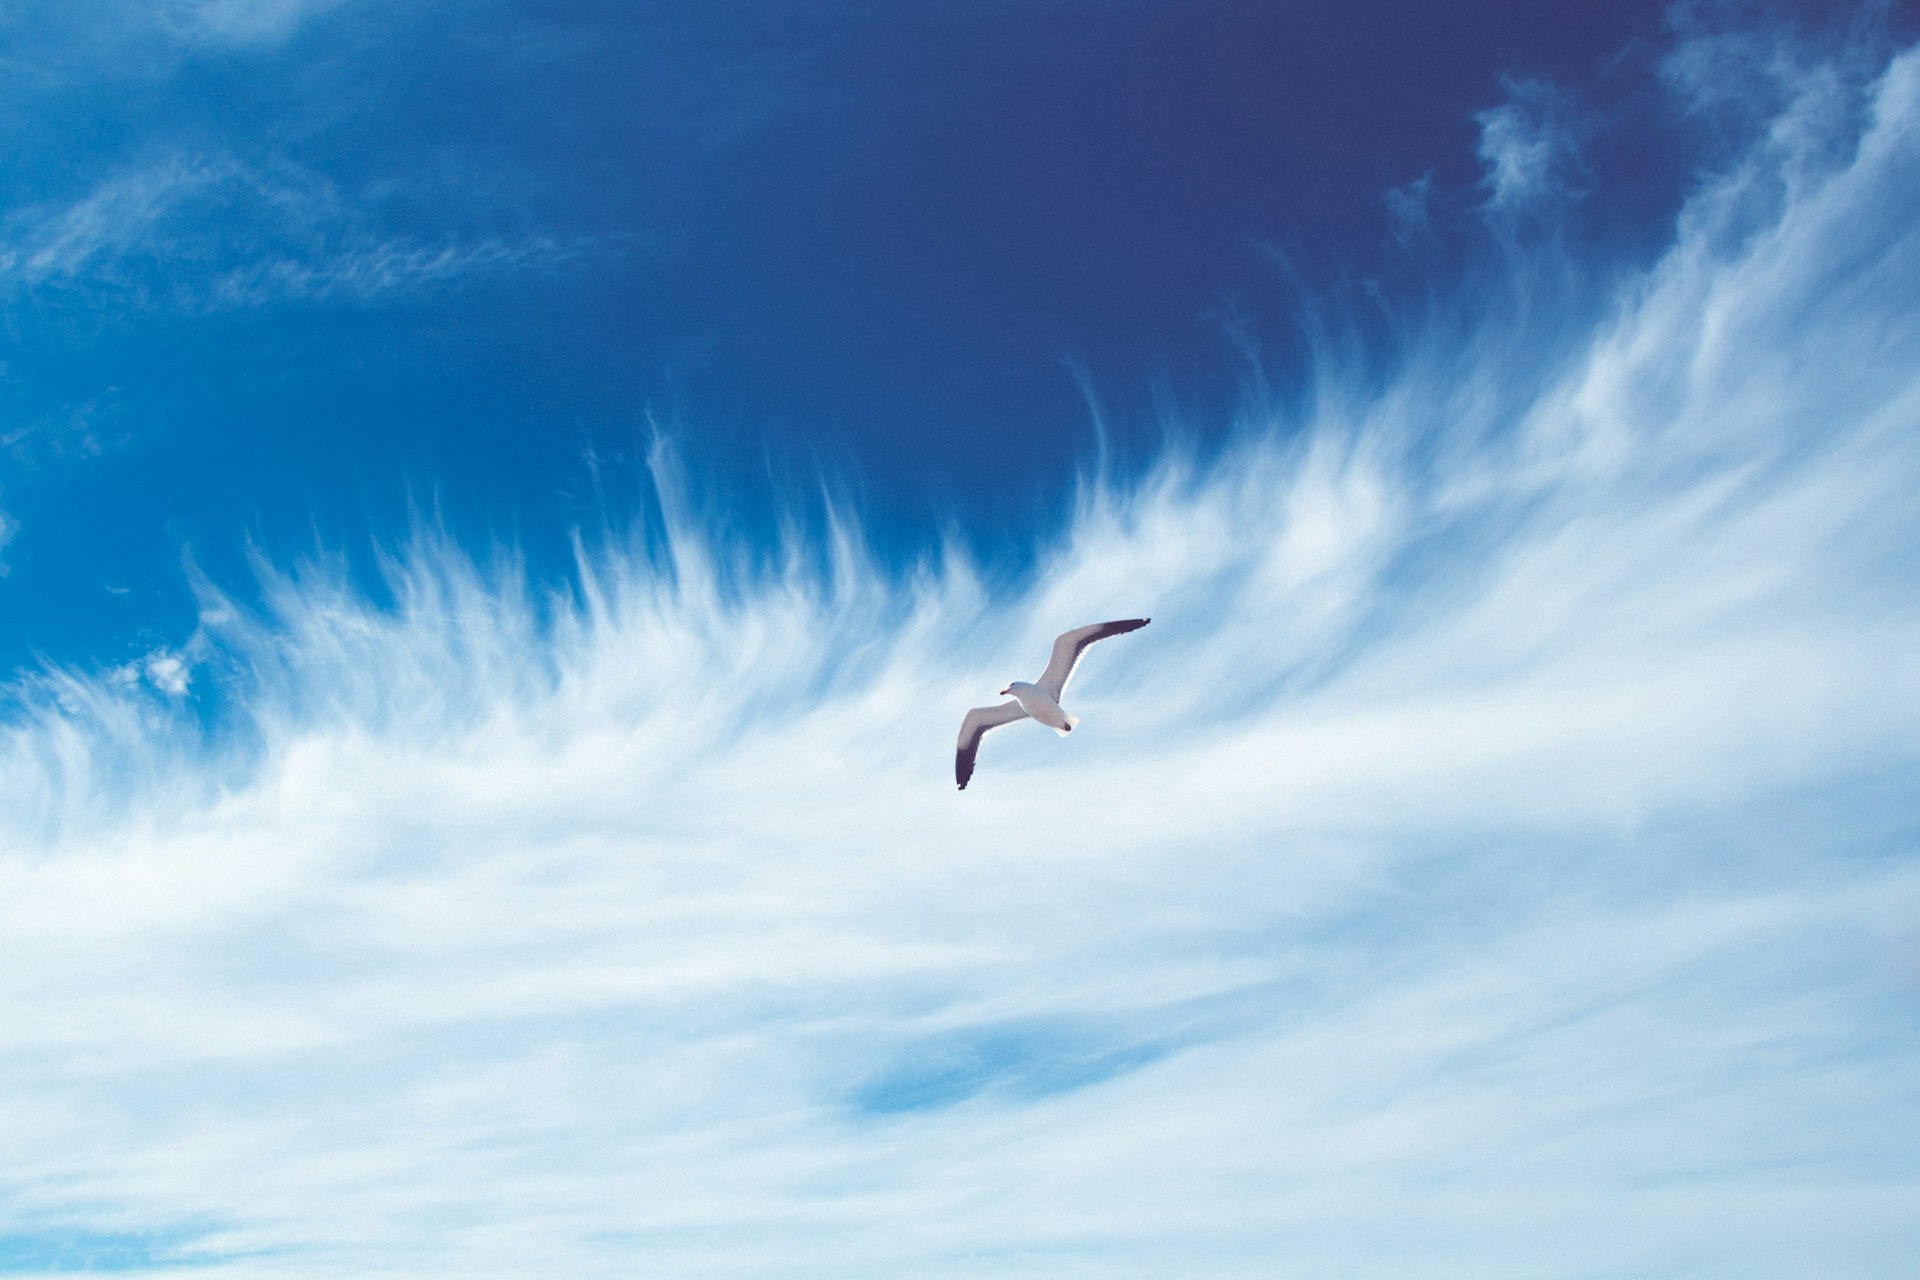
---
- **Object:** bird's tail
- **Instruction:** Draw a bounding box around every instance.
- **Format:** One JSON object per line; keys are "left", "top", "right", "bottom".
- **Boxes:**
{"left": 1057, "top": 712, "right": 1079, "bottom": 737}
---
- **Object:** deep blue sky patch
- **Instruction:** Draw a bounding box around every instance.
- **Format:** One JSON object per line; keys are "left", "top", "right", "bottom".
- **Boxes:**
{"left": 0, "top": 0, "right": 1838, "bottom": 675}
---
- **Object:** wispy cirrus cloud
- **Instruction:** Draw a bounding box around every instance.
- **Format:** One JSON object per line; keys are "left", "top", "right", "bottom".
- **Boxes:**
{"left": 159, "top": 0, "right": 355, "bottom": 48}
{"left": 207, "top": 233, "right": 592, "bottom": 306}
{"left": 0, "top": 22, "right": 1917, "bottom": 1280}
{"left": 1474, "top": 75, "right": 1587, "bottom": 216}
{"left": 0, "top": 151, "right": 592, "bottom": 309}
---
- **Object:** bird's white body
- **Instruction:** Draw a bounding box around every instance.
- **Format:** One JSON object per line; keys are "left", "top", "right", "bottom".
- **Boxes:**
{"left": 1004, "top": 680, "right": 1077, "bottom": 736}
{"left": 953, "top": 618, "right": 1149, "bottom": 789}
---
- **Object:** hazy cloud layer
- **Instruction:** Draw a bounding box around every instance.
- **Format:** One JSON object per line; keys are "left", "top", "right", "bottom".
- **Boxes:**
{"left": 1, "top": 25, "right": 1918, "bottom": 1280}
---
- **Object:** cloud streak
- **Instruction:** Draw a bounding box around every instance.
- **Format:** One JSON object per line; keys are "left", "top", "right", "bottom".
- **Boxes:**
{"left": 2, "top": 21, "right": 1919, "bottom": 1280}
{"left": 0, "top": 152, "right": 590, "bottom": 309}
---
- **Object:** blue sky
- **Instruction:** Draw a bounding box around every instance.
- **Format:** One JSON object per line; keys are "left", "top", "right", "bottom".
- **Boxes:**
{"left": 3, "top": 1, "right": 1920, "bottom": 1277}
{"left": 0, "top": 0, "right": 1708, "bottom": 670}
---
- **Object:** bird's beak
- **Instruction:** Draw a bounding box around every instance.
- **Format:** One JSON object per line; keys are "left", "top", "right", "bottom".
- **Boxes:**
{"left": 998, "top": 687, "right": 1010, "bottom": 696}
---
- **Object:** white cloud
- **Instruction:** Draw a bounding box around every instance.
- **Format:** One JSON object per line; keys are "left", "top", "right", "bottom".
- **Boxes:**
{"left": 0, "top": 154, "right": 228, "bottom": 284}
{"left": 209, "top": 233, "right": 591, "bottom": 306}
{"left": 1382, "top": 170, "right": 1435, "bottom": 252}
{"left": 1474, "top": 76, "right": 1583, "bottom": 216}
{"left": 110, "top": 647, "right": 193, "bottom": 697}
{"left": 0, "top": 151, "right": 588, "bottom": 308}
{"left": 1, "top": 27, "right": 1918, "bottom": 1280}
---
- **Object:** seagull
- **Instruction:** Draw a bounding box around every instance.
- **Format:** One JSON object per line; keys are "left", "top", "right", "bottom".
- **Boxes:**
{"left": 954, "top": 618, "right": 1150, "bottom": 790}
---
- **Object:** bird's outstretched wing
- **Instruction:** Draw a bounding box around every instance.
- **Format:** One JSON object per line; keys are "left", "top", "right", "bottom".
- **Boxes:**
{"left": 1036, "top": 618, "right": 1150, "bottom": 702}
{"left": 955, "top": 700, "right": 1029, "bottom": 790}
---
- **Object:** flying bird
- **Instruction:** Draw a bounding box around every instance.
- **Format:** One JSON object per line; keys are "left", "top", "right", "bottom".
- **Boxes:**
{"left": 955, "top": 618, "right": 1150, "bottom": 790}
